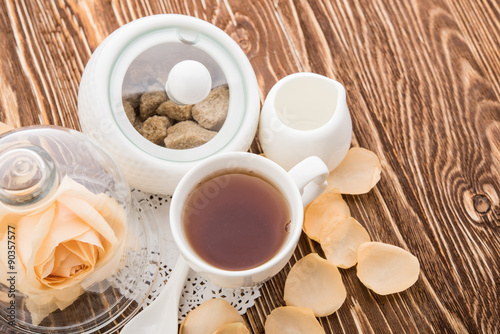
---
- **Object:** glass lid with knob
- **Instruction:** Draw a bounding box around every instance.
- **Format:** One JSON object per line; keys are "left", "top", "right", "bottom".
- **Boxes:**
{"left": 0, "top": 145, "right": 59, "bottom": 208}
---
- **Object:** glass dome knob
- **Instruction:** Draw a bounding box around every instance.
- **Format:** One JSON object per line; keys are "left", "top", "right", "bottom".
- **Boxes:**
{"left": 0, "top": 145, "right": 59, "bottom": 207}
{"left": 165, "top": 60, "right": 212, "bottom": 105}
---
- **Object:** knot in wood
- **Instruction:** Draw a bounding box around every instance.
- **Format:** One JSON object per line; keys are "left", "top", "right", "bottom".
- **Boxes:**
{"left": 472, "top": 194, "right": 491, "bottom": 214}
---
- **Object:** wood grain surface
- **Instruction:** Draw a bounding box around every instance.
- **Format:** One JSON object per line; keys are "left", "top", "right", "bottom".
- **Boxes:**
{"left": 1, "top": 0, "right": 499, "bottom": 333}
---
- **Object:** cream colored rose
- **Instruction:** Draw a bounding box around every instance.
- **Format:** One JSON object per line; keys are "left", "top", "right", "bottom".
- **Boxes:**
{"left": 0, "top": 176, "right": 127, "bottom": 325}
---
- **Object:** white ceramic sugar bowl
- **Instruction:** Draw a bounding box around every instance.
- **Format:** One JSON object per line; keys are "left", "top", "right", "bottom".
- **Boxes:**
{"left": 78, "top": 14, "right": 260, "bottom": 194}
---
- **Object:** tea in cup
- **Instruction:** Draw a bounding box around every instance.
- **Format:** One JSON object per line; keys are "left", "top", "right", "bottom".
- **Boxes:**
{"left": 170, "top": 152, "right": 329, "bottom": 287}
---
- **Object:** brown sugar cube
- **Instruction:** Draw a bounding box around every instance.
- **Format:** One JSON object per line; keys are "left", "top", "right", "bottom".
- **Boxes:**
{"left": 138, "top": 115, "right": 172, "bottom": 145}
{"left": 122, "top": 91, "right": 142, "bottom": 109}
{"left": 192, "top": 85, "right": 229, "bottom": 131}
{"left": 157, "top": 100, "right": 192, "bottom": 121}
{"left": 134, "top": 121, "right": 143, "bottom": 133}
{"left": 133, "top": 117, "right": 144, "bottom": 130}
{"left": 164, "top": 121, "right": 217, "bottom": 149}
{"left": 139, "top": 90, "right": 167, "bottom": 120}
{"left": 123, "top": 100, "right": 137, "bottom": 125}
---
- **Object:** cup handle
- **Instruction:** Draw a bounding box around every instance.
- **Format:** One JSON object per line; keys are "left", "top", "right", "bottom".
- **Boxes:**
{"left": 287, "top": 156, "right": 329, "bottom": 206}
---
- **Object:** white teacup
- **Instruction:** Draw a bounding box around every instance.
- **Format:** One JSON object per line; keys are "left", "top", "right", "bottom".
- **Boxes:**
{"left": 170, "top": 152, "right": 329, "bottom": 288}
{"left": 259, "top": 73, "right": 352, "bottom": 171}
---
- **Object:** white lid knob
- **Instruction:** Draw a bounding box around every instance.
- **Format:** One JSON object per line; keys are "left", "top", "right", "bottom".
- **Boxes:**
{"left": 166, "top": 60, "right": 212, "bottom": 105}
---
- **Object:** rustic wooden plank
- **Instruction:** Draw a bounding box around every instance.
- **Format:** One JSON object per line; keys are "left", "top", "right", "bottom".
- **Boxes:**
{"left": 271, "top": 0, "right": 499, "bottom": 333}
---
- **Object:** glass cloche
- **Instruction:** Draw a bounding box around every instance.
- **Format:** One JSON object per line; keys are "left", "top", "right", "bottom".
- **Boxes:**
{"left": 0, "top": 126, "right": 160, "bottom": 333}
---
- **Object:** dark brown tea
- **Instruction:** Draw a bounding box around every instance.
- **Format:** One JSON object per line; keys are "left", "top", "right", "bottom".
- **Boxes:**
{"left": 183, "top": 173, "right": 291, "bottom": 271}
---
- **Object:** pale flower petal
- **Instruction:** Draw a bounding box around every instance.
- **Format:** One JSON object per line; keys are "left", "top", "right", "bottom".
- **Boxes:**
{"left": 23, "top": 206, "right": 57, "bottom": 289}
{"left": 284, "top": 253, "right": 346, "bottom": 317}
{"left": 180, "top": 299, "right": 245, "bottom": 334}
{"left": 327, "top": 147, "right": 381, "bottom": 194}
{"left": 319, "top": 216, "right": 371, "bottom": 269}
{"left": 33, "top": 204, "right": 91, "bottom": 267}
{"left": 25, "top": 296, "right": 60, "bottom": 327}
{"left": 265, "top": 306, "right": 325, "bottom": 334}
{"left": 39, "top": 252, "right": 56, "bottom": 279}
{"left": 16, "top": 205, "right": 55, "bottom": 272}
{"left": 0, "top": 210, "right": 22, "bottom": 241}
{"left": 303, "top": 191, "right": 350, "bottom": 242}
{"left": 214, "top": 322, "right": 250, "bottom": 334}
{"left": 94, "top": 193, "right": 127, "bottom": 235}
{"left": 63, "top": 181, "right": 127, "bottom": 239}
{"left": 57, "top": 195, "right": 118, "bottom": 245}
{"left": 51, "top": 251, "right": 87, "bottom": 277}
{"left": 357, "top": 242, "right": 420, "bottom": 295}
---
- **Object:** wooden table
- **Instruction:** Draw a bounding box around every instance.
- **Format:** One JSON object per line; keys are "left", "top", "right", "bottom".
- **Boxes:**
{"left": 1, "top": 0, "right": 499, "bottom": 333}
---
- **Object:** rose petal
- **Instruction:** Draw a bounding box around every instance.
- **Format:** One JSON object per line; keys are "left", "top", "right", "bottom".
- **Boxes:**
{"left": 180, "top": 299, "right": 245, "bottom": 334}
{"left": 54, "top": 284, "right": 84, "bottom": 304}
{"left": 39, "top": 251, "right": 56, "bottom": 279}
{"left": 284, "top": 253, "right": 346, "bottom": 317}
{"left": 357, "top": 242, "right": 420, "bottom": 295}
{"left": 57, "top": 195, "right": 118, "bottom": 245}
{"left": 319, "top": 216, "right": 371, "bottom": 268}
{"left": 51, "top": 251, "right": 88, "bottom": 277}
{"left": 24, "top": 284, "right": 84, "bottom": 326}
{"left": 36, "top": 229, "right": 104, "bottom": 287}
{"left": 63, "top": 180, "right": 127, "bottom": 239}
{"left": 213, "top": 322, "right": 250, "bottom": 334}
{"left": 61, "top": 242, "right": 89, "bottom": 266}
{"left": 25, "top": 296, "right": 59, "bottom": 326}
{"left": 34, "top": 204, "right": 91, "bottom": 267}
{"left": 94, "top": 193, "right": 127, "bottom": 236}
{"left": 73, "top": 228, "right": 104, "bottom": 249}
{"left": 69, "top": 228, "right": 105, "bottom": 264}
{"left": 23, "top": 206, "right": 57, "bottom": 289}
{"left": 265, "top": 306, "right": 325, "bottom": 334}
{"left": 59, "top": 250, "right": 85, "bottom": 272}
{"left": 63, "top": 238, "right": 100, "bottom": 264}
{"left": 51, "top": 248, "right": 71, "bottom": 278}
{"left": 0, "top": 210, "right": 22, "bottom": 241}
{"left": 327, "top": 147, "right": 381, "bottom": 194}
{"left": 16, "top": 205, "right": 55, "bottom": 270}
{"left": 51, "top": 252, "right": 78, "bottom": 283}
{"left": 303, "top": 191, "right": 350, "bottom": 241}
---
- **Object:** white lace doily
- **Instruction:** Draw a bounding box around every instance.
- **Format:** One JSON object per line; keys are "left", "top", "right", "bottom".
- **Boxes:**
{"left": 132, "top": 190, "right": 262, "bottom": 323}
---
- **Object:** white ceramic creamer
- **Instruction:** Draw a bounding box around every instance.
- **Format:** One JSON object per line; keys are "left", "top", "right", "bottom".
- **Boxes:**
{"left": 259, "top": 73, "right": 352, "bottom": 171}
